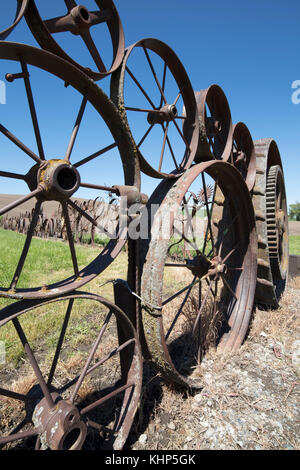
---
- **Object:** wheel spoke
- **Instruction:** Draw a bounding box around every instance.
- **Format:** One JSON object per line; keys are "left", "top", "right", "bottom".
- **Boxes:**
{"left": 12, "top": 318, "right": 55, "bottom": 409}
{"left": 61, "top": 202, "right": 79, "bottom": 278}
{"left": 162, "top": 278, "right": 200, "bottom": 306}
{"left": 142, "top": 44, "right": 167, "bottom": 105}
{"left": 9, "top": 200, "right": 42, "bottom": 291}
{"left": 0, "top": 428, "right": 39, "bottom": 447}
{"left": 47, "top": 299, "right": 74, "bottom": 386}
{"left": 220, "top": 274, "right": 238, "bottom": 300}
{"left": 165, "top": 276, "right": 196, "bottom": 340}
{"left": 64, "top": 0, "right": 77, "bottom": 12}
{"left": 192, "top": 279, "right": 213, "bottom": 335}
{"left": 0, "top": 188, "right": 42, "bottom": 218}
{"left": 67, "top": 198, "right": 113, "bottom": 237}
{"left": 65, "top": 95, "right": 87, "bottom": 161}
{"left": 80, "top": 382, "right": 134, "bottom": 416}
{"left": 159, "top": 61, "right": 167, "bottom": 108}
{"left": 161, "top": 123, "right": 179, "bottom": 170}
{"left": 81, "top": 30, "right": 107, "bottom": 73}
{"left": 0, "top": 387, "right": 30, "bottom": 403}
{"left": 70, "top": 310, "right": 113, "bottom": 403}
{"left": 201, "top": 173, "right": 215, "bottom": 254}
{"left": 0, "top": 170, "right": 25, "bottom": 180}
{"left": 158, "top": 121, "right": 169, "bottom": 172}
{"left": 0, "top": 123, "right": 41, "bottom": 164}
{"left": 20, "top": 60, "right": 45, "bottom": 160}
{"left": 74, "top": 142, "right": 117, "bottom": 168}
{"left": 125, "top": 66, "right": 156, "bottom": 109}
{"left": 44, "top": 14, "right": 74, "bottom": 34}
{"left": 137, "top": 123, "right": 154, "bottom": 148}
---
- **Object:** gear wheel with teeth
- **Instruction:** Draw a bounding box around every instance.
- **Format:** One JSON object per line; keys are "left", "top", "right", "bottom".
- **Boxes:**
{"left": 252, "top": 139, "right": 289, "bottom": 308}
{"left": 266, "top": 165, "right": 289, "bottom": 281}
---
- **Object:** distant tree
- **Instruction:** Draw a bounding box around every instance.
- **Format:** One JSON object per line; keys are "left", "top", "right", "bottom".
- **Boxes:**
{"left": 289, "top": 202, "right": 300, "bottom": 221}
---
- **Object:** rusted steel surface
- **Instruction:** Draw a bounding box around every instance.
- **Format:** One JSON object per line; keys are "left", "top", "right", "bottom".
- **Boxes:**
{"left": 0, "top": 0, "right": 29, "bottom": 40}
{"left": 223, "top": 122, "right": 256, "bottom": 192}
{"left": 24, "top": 0, "right": 125, "bottom": 81}
{"left": 0, "top": 292, "right": 143, "bottom": 450}
{"left": 0, "top": 42, "right": 140, "bottom": 300}
{"left": 110, "top": 38, "right": 199, "bottom": 178}
{"left": 139, "top": 161, "right": 257, "bottom": 388}
{"left": 0, "top": 1, "right": 290, "bottom": 450}
{"left": 192, "top": 85, "right": 233, "bottom": 162}
{"left": 252, "top": 139, "right": 288, "bottom": 307}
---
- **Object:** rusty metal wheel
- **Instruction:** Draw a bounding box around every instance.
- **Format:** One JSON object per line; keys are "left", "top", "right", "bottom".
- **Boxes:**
{"left": 266, "top": 165, "right": 289, "bottom": 281}
{"left": 252, "top": 139, "right": 288, "bottom": 307}
{"left": 223, "top": 122, "right": 256, "bottom": 192}
{"left": 110, "top": 38, "right": 199, "bottom": 178}
{"left": 189, "top": 85, "right": 233, "bottom": 162}
{"left": 0, "top": 0, "right": 29, "bottom": 40}
{"left": 0, "top": 292, "right": 142, "bottom": 450}
{"left": 24, "top": 0, "right": 125, "bottom": 81}
{"left": 140, "top": 161, "right": 257, "bottom": 388}
{"left": 0, "top": 42, "right": 140, "bottom": 300}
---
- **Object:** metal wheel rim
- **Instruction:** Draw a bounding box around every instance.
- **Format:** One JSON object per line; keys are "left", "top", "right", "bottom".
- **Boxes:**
{"left": 110, "top": 37, "right": 199, "bottom": 179}
{"left": 0, "top": 42, "right": 139, "bottom": 300}
{"left": 140, "top": 161, "right": 257, "bottom": 388}
{"left": 0, "top": 292, "right": 142, "bottom": 450}
{"left": 24, "top": 0, "right": 125, "bottom": 80}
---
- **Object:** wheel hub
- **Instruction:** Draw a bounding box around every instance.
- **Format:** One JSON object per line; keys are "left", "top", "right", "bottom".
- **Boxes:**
{"left": 26, "top": 159, "right": 81, "bottom": 201}
{"left": 147, "top": 104, "right": 178, "bottom": 125}
{"left": 186, "top": 254, "right": 226, "bottom": 279}
{"left": 32, "top": 393, "right": 87, "bottom": 450}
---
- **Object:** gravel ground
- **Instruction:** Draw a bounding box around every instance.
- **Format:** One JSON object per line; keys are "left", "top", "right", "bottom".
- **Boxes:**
{"left": 128, "top": 280, "right": 300, "bottom": 451}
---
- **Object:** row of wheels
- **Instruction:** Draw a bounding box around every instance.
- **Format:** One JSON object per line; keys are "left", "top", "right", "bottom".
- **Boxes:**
{"left": 0, "top": 0, "right": 288, "bottom": 450}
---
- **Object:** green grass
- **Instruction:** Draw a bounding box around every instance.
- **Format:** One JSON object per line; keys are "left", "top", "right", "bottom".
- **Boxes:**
{"left": 289, "top": 236, "right": 300, "bottom": 255}
{"left": 0, "top": 229, "right": 127, "bottom": 366}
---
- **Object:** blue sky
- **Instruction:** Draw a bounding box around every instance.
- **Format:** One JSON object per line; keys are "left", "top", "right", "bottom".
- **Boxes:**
{"left": 0, "top": 0, "right": 299, "bottom": 206}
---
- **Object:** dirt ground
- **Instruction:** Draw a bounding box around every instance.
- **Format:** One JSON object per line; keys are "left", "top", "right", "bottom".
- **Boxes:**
{"left": 289, "top": 221, "right": 300, "bottom": 236}
{"left": 128, "top": 278, "right": 300, "bottom": 451}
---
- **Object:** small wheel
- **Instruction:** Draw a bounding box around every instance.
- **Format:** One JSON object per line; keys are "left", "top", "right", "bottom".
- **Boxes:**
{"left": 0, "top": 42, "right": 139, "bottom": 300}
{"left": 24, "top": 0, "right": 125, "bottom": 80}
{"left": 252, "top": 139, "right": 288, "bottom": 307}
{"left": 223, "top": 122, "right": 256, "bottom": 191}
{"left": 0, "top": 0, "right": 29, "bottom": 40}
{"left": 0, "top": 292, "right": 142, "bottom": 450}
{"left": 190, "top": 84, "right": 233, "bottom": 162}
{"left": 110, "top": 38, "right": 199, "bottom": 178}
{"left": 140, "top": 161, "right": 257, "bottom": 388}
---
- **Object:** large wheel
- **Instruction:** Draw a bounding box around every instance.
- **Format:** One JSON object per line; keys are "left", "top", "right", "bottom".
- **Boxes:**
{"left": 252, "top": 139, "right": 289, "bottom": 307}
{"left": 140, "top": 161, "right": 257, "bottom": 388}
{"left": 0, "top": 42, "right": 139, "bottom": 300}
{"left": 24, "top": 0, "right": 125, "bottom": 80}
{"left": 110, "top": 38, "right": 199, "bottom": 178}
{"left": 0, "top": 292, "right": 142, "bottom": 450}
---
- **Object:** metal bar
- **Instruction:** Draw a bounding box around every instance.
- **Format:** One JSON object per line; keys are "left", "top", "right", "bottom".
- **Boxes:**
{"left": 0, "top": 123, "right": 41, "bottom": 164}
{"left": 9, "top": 200, "right": 42, "bottom": 291}
{"left": 65, "top": 95, "right": 88, "bottom": 161}
{"left": 20, "top": 60, "right": 45, "bottom": 160}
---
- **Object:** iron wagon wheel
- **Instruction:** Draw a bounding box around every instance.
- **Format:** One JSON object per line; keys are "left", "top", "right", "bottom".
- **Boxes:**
{"left": 0, "top": 0, "right": 29, "bottom": 40}
{"left": 223, "top": 122, "right": 256, "bottom": 192}
{"left": 252, "top": 138, "right": 288, "bottom": 307}
{"left": 0, "top": 42, "right": 140, "bottom": 300}
{"left": 140, "top": 161, "right": 257, "bottom": 388}
{"left": 24, "top": 0, "right": 125, "bottom": 81}
{"left": 188, "top": 85, "right": 233, "bottom": 162}
{"left": 110, "top": 38, "right": 199, "bottom": 179}
{"left": 0, "top": 292, "right": 143, "bottom": 450}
